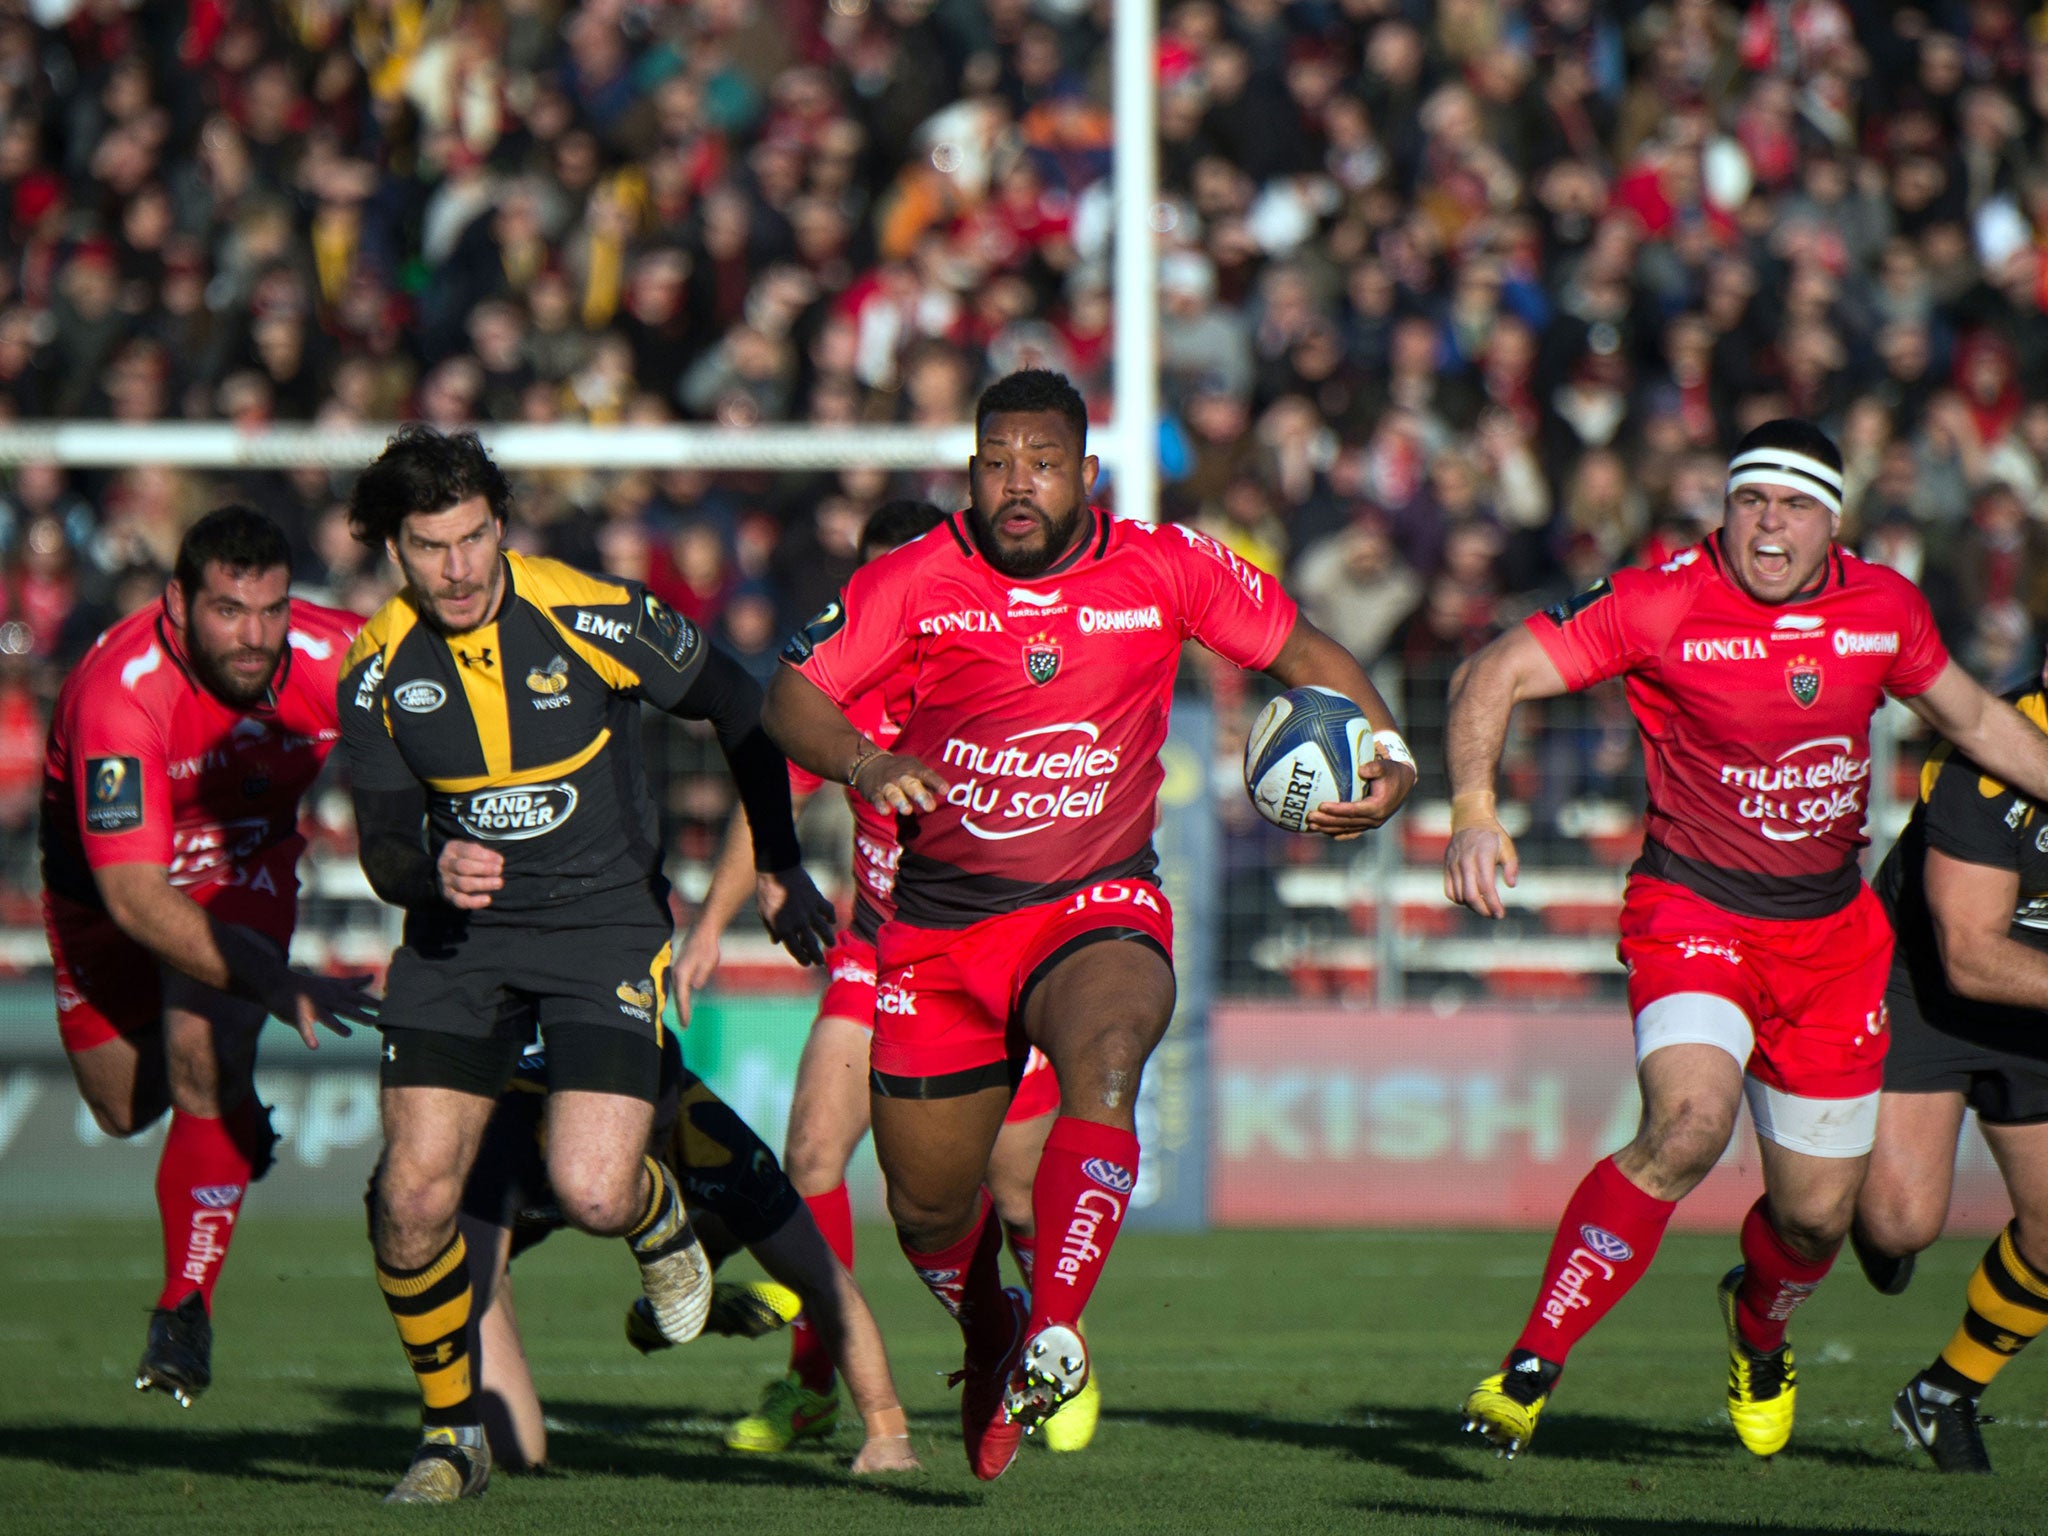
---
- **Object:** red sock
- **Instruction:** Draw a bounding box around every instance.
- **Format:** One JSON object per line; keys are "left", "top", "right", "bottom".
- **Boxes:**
{"left": 788, "top": 1184, "right": 854, "bottom": 1391}
{"left": 900, "top": 1190, "right": 1011, "bottom": 1360}
{"left": 1511, "top": 1156, "right": 1677, "bottom": 1365}
{"left": 1734, "top": 1196, "right": 1836, "bottom": 1352}
{"left": 1005, "top": 1223, "right": 1037, "bottom": 1292}
{"left": 1028, "top": 1117, "right": 1138, "bottom": 1332}
{"left": 154, "top": 1108, "right": 256, "bottom": 1312}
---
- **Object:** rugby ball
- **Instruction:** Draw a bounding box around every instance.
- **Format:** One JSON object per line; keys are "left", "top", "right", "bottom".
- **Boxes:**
{"left": 1244, "top": 685, "right": 1371, "bottom": 833}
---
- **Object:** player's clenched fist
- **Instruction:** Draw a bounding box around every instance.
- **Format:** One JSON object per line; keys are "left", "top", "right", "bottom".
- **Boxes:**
{"left": 851, "top": 751, "right": 948, "bottom": 816}
{"left": 437, "top": 839, "right": 506, "bottom": 909}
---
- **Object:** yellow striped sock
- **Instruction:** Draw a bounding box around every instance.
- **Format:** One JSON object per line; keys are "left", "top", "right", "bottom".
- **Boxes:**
{"left": 377, "top": 1233, "right": 476, "bottom": 1426}
{"left": 1936, "top": 1224, "right": 2048, "bottom": 1393}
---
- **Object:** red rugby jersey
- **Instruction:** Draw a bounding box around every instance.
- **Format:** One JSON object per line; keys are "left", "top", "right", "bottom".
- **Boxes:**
{"left": 1526, "top": 536, "right": 1949, "bottom": 917}
{"left": 40, "top": 597, "right": 361, "bottom": 912}
{"left": 784, "top": 509, "right": 1297, "bottom": 927}
{"left": 788, "top": 683, "right": 903, "bottom": 942}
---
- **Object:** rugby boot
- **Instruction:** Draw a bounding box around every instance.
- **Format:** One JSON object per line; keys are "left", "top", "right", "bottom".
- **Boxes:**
{"left": 630, "top": 1202, "right": 713, "bottom": 1346}
{"left": 1850, "top": 1221, "right": 1915, "bottom": 1297}
{"left": 383, "top": 1423, "right": 491, "bottom": 1504}
{"left": 1039, "top": 1328, "right": 1100, "bottom": 1452}
{"left": 952, "top": 1287, "right": 1028, "bottom": 1481}
{"left": 1460, "top": 1350, "right": 1559, "bottom": 1459}
{"left": 707, "top": 1280, "right": 803, "bottom": 1340}
{"left": 1006, "top": 1322, "right": 1089, "bottom": 1434}
{"left": 1893, "top": 1373, "right": 1993, "bottom": 1474}
{"left": 135, "top": 1293, "right": 211, "bottom": 1408}
{"left": 1719, "top": 1265, "right": 1797, "bottom": 1456}
{"left": 724, "top": 1371, "right": 841, "bottom": 1453}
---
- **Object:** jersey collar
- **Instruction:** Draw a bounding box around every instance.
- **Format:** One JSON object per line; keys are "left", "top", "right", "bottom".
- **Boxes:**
{"left": 1705, "top": 531, "right": 1844, "bottom": 605}
{"left": 947, "top": 506, "right": 1108, "bottom": 577}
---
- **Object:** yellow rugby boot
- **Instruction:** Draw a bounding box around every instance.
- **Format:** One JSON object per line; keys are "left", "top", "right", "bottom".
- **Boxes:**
{"left": 1460, "top": 1351, "right": 1559, "bottom": 1459}
{"left": 1719, "top": 1265, "right": 1796, "bottom": 1457}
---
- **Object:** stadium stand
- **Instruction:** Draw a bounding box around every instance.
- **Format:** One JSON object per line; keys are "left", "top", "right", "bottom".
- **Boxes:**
{"left": 0, "top": 0, "right": 2041, "bottom": 997}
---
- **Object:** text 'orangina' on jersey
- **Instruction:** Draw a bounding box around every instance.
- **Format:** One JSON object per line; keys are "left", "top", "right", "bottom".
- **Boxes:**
{"left": 782, "top": 508, "right": 1298, "bottom": 929}
{"left": 1527, "top": 536, "right": 1950, "bottom": 919}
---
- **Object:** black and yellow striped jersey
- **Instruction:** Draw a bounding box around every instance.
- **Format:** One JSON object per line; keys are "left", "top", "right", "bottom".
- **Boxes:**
{"left": 1875, "top": 686, "right": 2048, "bottom": 1022}
{"left": 339, "top": 551, "right": 716, "bottom": 917}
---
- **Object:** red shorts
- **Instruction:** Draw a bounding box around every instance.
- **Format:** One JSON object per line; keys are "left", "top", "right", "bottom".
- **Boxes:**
{"left": 44, "top": 851, "right": 299, "bottom": 1055}
{"left": 872, "top": 878, "right": 1174, "bottom": 1086}
{"left": 820, "top": 933, "right": 1063, "bottom": 1120}
{"left": 818, "top": 933, "right": 880, "bottom": 1025}
{"left": 1618, "top": 876, "right": 1893, "bottom": 1099}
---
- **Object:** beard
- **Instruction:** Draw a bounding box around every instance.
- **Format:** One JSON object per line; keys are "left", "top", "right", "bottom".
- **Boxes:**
{"left": 966, "top": 498, "right": 1085, "bottom": 579}
{"left": 191, "top": 638, "right": 283, "bottom": 708}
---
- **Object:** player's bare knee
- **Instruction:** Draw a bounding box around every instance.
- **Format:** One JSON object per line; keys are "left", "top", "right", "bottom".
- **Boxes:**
{"left": 885, "top": 1182, "right": 975, "bottom": 1251}
{"left": 1857, "top": 1184, "right": 1942, "bottom": 1256}
{"left": 553, "top": 1169, "right": 642, "bottom": 1237}
{"left": 374, "top": 1159, "right": 464, "bottom": 1257}
{"left": 1633, "top": 1101, "right": 1733, "bottom": 1189}
{"left": 84, "top": 1094, "right": 148, "bottom": 1139}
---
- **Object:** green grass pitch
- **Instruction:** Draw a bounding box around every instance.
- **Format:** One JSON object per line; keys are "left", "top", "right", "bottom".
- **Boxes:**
{"left": 2, "top": 1220, "right": 2039, "bottom": 1534}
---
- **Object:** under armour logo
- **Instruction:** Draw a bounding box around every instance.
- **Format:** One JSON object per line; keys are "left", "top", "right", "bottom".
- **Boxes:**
{"left": 383, "top": 1042, "right": 396, "bottom": 1062}
{"left": 457, "top": 646, "right": 495, "bottom": 671}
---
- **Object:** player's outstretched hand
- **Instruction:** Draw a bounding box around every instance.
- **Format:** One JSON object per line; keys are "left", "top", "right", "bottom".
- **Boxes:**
{"left": 437, "top": 839, "right": 504, "bottom": 909}
{"left": 1306, "top": 754, "right": 1418, "bottom": 840}
{"left": 273, "top": 969, "right": 381, "bottom": 1050}
{"left": 850, "top": 1434, "right": 921, "bottom": 1474}
{"left": 670, "top": 927, "right": 721, "bottom": 1030}
{"left": 756, "top": 864, "right": 837, "bottom": 968}
{"left": 851, "top": 752, "right": 948, "bottom": 817}
{"left": 1443, "top": 792, "right": 1520, "bottom": 919}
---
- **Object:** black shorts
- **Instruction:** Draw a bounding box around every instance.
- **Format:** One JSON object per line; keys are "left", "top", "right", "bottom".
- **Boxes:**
{"left": 462, "top": 1037, "right": 800, "bottom": 1256}
{"left": 1883, "top": 972, "right": 2048, "bottom": 1125}
{"left": 377, "top": 889, "right": 674, "bottom": 1102}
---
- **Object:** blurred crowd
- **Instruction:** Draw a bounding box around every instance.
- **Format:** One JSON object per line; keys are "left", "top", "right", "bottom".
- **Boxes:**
{"left": 2, "top": 0, "right": 2048, "bottom": 900}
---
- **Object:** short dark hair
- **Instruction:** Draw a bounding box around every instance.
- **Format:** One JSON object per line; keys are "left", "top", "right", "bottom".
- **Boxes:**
{"left": 174, "top": 506, "right": 291, "bottom": 593}
{"left": 348, "top": 423, "right": 513, "bottom": 548}
{"left": 974, "top": 368, "right": 1088, "bottom": 449}
{"left": 1731, "top": 418, "right": 1842, "bottom": 476}
{"left": 860, "top": 499, "right": 948, "bottom": 559}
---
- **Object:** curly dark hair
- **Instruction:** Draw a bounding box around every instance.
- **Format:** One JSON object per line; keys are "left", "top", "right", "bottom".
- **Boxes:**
{"left": 347, "top": 423, "right": 514, "bottom": 549}
{"left": 174, "top": 505, "right": 291, "bottom": 592}
{"left": 974, "top": 368, "right": 1088, "bottom": 450}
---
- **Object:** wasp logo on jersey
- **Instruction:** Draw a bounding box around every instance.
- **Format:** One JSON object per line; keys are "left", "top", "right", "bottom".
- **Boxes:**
{"left": 454, "top": 783, "right": 579, "bottom": 840}
{"left": 84, "top": 756, "right": 144, "bottom": 833}
{"left": 527, "top": 655, "right": 570, "bottom": 705}
{"left": 615, "top": 978, "right": 655, "bottom": 1022}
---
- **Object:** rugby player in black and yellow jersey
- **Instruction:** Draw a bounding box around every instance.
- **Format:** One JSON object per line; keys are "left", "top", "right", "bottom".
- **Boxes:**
{"left": 337, "top": 425, "right": 835, "bottom": 1504}
{"left": 1855, "top": 658, "right": 2048, "bottom": 1473}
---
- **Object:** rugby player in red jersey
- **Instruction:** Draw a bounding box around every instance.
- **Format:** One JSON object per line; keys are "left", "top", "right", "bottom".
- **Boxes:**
{"left": 1445, "top": 419, "right": 2048, "bottom": 1459}
{"left": 764, "top": 369, "right": 1416, "bottom": 1479}
{"left": 40, "top": 507, "right": 376, "bottom": 1406}
{"left": 679, "top": 501, "right": 1088, "bottom": 1455}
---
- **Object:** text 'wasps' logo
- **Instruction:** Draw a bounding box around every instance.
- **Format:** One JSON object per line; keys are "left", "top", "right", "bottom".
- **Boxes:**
{"left": 93, "top": 758, "right": 126, "bottom": 802}
{"left": 527, "top": 655, "right": 569, "bottom": 695}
